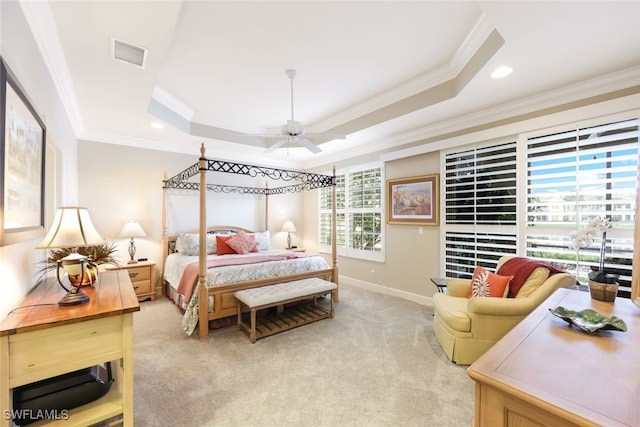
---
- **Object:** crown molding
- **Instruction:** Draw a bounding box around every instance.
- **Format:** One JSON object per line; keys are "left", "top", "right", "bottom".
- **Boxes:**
{"left": 79, "top": 130, "right": 300, "bottom": 169}
{"left": 19, "top": 0, "right": 84, "bottom": 136}
{"left": 306, "top": 68, "right": 640, "bottom": 169}
{"left": 312, "top": 13, "right": 497, "bottom": 133}
{"left": 403, "top": 66, "right": 640, "bottom": 143}
{"left": 151, "top": 86, "right": 268, "bottom": 135}
{"left": 150, "top": 86, "right": 195, "bottom": 122}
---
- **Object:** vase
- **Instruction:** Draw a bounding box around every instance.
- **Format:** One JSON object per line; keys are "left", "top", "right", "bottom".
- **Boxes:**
{"left": 588, "top": 280, "right": 619, "bottom": 302}
{"left": 68, "top": 266, "right": 98, "bottom": 287}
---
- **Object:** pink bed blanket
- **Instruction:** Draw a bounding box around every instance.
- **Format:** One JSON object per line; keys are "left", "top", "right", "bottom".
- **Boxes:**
{"left": 175, "top": 252, "right": 313, "bottom": 303}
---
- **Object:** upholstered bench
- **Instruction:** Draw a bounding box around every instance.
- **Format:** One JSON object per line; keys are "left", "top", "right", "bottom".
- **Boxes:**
{"left": 235, "top": 278, "right": 337, "bottom": 343}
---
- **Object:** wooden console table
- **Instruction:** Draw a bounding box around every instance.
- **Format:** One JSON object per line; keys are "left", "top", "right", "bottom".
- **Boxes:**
{"left": 468, "top": 288, "right": 639, "bottom": 427}
{"left": 0, "top": 270, "right": 139, "bottom": 426}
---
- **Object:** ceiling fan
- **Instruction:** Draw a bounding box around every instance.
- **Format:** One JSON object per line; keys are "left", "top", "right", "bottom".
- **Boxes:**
{"left": 250, "top": 69, "right": 346, "bottom": 154}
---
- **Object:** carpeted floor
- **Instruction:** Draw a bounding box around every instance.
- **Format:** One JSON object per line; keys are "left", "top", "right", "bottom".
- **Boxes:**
{"left": 133, "top": 283, "right": 474, "bottom": 426}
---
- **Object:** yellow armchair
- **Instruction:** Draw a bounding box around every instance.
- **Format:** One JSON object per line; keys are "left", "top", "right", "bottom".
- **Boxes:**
{"left": 432, "top": 256, "right": 575, "bottom": 365}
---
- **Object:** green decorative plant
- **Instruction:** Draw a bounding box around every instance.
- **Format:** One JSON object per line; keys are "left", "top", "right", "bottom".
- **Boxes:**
{"left": 37, "top": 242, "right": 120, "bottom": 284}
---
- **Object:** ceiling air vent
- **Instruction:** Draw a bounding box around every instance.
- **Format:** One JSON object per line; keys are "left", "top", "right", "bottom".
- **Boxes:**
{"left": 112, "top": 38, "right": 147, "bottom": 68}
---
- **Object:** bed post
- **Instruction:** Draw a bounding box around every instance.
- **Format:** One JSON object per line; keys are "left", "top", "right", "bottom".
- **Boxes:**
{"left": 265, "top": 181, "right": 269, "bottom": 231}
{"left": 161, "top": 171, "right": 168, "bottom": 296}
{"left": 332, "top": 166, "right": 339, "bottom": 302}
{"left": 198, "top": 144, "right": 209, "bottom": 339}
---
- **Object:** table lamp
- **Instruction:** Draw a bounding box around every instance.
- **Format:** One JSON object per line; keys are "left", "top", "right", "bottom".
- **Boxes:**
{"left": 36, "top": 207, "right": 105, "bottom": 306}
{"left": 119, "top": 221, "right": 146, "bottom": 264}
{"left": 281, "top": 220, "right": 297, "bottom": 249}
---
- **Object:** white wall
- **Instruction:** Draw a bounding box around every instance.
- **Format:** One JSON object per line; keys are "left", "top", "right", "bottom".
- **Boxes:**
{"left": 0, "top": 2, "right": 78, "bottom": 318}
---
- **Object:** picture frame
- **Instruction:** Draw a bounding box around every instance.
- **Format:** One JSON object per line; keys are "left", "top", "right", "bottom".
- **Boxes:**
{"left": 0, "top": 57, "right": 46, "bottom": 246}
{"left": 387, "top": 174, "right": 439, "bottom": 225}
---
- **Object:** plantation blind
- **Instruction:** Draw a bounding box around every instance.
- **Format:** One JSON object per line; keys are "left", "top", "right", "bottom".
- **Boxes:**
{"left": 443, "top": 141, "right": 518, "bottom": 278}
{"left": 526, "top": 118, "right": 639, "bottom": 295}
{"left": 320, "top": 164, "right": 384, "bottom": 260}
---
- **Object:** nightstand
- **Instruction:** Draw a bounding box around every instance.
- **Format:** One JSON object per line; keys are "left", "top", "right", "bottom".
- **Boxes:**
{"left": 107, "top": 260, "right": 157, "bottom": 301}
{"left": 0, "top": 271, "right": 139, "bottom": 426}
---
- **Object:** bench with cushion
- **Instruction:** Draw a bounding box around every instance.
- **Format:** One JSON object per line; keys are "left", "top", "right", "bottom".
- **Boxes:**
{"left": 235, "top": 277, "right": 337, "bottom": 343}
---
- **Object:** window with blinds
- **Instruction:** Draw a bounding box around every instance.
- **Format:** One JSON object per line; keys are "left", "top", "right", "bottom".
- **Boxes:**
{"left": 526, "top": 118, "right": 639, "bottom": 296}
{"left": 443, "top": 142, "right": 518, "bottom": 278}
{"left": 445, "top": 142, "right": 517, "bottom": 225}
{"left": 320, "top": 164, "right": 384, "bottom": 261}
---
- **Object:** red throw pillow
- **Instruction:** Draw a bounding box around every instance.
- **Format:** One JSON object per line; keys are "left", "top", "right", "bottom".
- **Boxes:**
{"left": 467, "top": 266, "right": 512, "bottom": 298}
{"left": 216, "top": 235, "right": 236, "bottom": 255}
{"left": 225, "top": 231, "right": 258, "bottom": 255}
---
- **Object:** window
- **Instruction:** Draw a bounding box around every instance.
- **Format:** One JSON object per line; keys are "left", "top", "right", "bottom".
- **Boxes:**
{"left": 320, "top": 163, "right": 384, "bottom": 261}
{"left": 526, "top": 118, "right": 639, "bottom": 296}
{"left": 443, "top": 141, "right": 518, "bottom": 277}
{"left": 441, "top": 117, "right": 639, "bottom": 298}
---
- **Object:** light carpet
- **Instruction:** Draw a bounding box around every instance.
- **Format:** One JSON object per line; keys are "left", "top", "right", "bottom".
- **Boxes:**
{"left": 133, "top": 283, "right": 474, "bottom": 426}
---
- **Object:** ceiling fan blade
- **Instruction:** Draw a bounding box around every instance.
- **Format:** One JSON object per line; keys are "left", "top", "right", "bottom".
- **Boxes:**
{"left": 239, "top": 133, "right": 279, "bottom": 138}
{"left": 304, "top": 132, "right": 347, "bottom": 141}
{"left": 298, "top": 138, "right": 322, "bottom": 154}
{"left": 264, "top": 139, "right": 288, "bottom": 153}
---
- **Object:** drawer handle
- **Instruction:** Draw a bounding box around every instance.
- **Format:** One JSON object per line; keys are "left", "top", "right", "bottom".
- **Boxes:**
{"left": 129, "top": 272, "right": 139, "bottom": 279}
{"left": 133, "top": 286, "right": 139, "bottom": 290}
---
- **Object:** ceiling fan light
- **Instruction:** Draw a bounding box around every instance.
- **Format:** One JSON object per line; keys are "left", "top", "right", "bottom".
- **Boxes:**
{"left": 286, "top": 120, "right": 302, "bottom": 135}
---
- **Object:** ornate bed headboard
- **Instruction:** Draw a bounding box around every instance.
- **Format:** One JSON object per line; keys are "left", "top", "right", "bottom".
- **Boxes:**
{"left": 166, "top": 225, "right": 255, "bottom": 255}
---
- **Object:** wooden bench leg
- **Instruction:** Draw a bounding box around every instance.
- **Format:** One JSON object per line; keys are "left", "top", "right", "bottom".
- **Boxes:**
{"left": 250, "top": 309, "right": 257, "bottom": 344}
{"left": 330, "top": 290, "right": 335, "bottom": 318}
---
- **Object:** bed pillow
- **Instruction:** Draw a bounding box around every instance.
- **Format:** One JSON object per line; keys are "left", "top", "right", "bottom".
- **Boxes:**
{"left": 176, "top": 233, "right": 199, "bottom": 256}
{"left": 467, "top": 266, "right": 512, "bottom": 298}
{"left": 226, "top": 230, "right": 258, "bottom": 254}
{"left": 176, "top": 233, "right": 219, "bottom": 255}
{"left": 206, "top": 233, "right": 219, "bottom": 254}
{"left": 252, "top": 230, "right": 272, "bottom": 251}
{"left": 216, "top": 235, "right": 236, "bottom": 255}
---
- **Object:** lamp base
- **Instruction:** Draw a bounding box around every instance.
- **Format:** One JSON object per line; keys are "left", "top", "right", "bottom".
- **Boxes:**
{"left": 58, "top": 287, "right": 90, "bottom": 306}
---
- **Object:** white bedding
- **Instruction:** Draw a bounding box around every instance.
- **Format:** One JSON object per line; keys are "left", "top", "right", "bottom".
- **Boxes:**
{"left": 164, "top": 250, "right": 331, "bottom": 335}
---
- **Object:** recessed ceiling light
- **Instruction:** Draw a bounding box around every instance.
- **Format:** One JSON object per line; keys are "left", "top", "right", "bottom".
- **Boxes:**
{"left": 491, "top": 66, "right": 513, "bottom": 79}
{"left": 150, "top": 122, "right": 164, "bottom": 129}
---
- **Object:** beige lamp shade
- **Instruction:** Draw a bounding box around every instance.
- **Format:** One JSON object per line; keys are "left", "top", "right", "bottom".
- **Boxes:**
{"left": 281, "top": 220, "right": 296, "bottom": 249}
{"left": 120, "top": 221, "right": 146, "bottom": 264}
{"left": 36, "top": 207, "right": 104, "bottom": 249}
{"left": 281, "top": 220, "right": 297, "bottom": 233}
{"left": 119, "top": 221, "right": 147, "bottom": 238}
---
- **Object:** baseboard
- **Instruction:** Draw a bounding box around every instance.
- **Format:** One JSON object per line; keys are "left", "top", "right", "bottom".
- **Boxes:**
{"left": 339, "top": 275, "right": 434, "bottom": 307}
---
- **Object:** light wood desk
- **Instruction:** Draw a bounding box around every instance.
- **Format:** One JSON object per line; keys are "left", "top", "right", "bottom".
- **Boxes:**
{"left": 468, "top": 288, "right": 640, "bottom": 427}
{"left": 1, "top": 270, "right": 139, "bottom": 426}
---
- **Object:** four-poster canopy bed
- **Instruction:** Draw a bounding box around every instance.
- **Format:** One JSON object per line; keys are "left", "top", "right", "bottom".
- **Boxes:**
{"left": 162, "top": 144, "right": 338, "bottom": 339}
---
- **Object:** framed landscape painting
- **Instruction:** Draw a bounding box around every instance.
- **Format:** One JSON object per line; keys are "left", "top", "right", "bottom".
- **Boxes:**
{"left": 0, "top": 57, "right": 46, "bottom": 246}
{"left": 387, "top": 174, "right": 439, "bottom": 225}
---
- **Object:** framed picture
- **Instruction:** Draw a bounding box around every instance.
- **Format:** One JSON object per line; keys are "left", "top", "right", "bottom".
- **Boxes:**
{"left": 0, "top": 57, "right": 46, "bottom": 246}
{"left": 387, "top": 174, "right": 439, "bottom": 225}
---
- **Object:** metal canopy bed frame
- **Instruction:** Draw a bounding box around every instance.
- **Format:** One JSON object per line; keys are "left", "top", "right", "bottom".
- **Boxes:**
{"left": 162, "top": 144, "right": 338, "bottom": 339}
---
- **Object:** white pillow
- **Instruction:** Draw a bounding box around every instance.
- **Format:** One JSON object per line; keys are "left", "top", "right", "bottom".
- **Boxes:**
{"left": 252, "top": 230, "right": 272, "bottom": 251}
{"left": 176, "top": 233, "right": 219, "bottom": 255}
{"left": 176, "top": 233, "right": 198, "bottom": 255}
